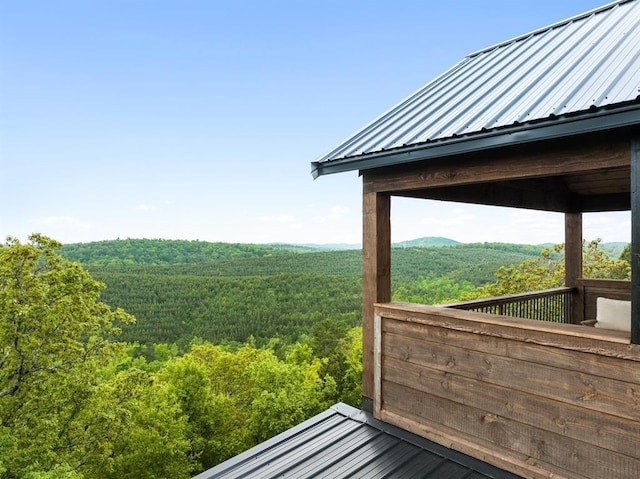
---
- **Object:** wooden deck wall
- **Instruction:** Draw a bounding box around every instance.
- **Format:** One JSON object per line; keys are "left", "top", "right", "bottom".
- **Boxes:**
{"left": 374, "top": 302, "right": 640, "bottom": 479}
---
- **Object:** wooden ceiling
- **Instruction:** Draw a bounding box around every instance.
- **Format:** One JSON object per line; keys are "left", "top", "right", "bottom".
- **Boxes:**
{"left": 363, "top": 134, "right": 632, "bottom": 214}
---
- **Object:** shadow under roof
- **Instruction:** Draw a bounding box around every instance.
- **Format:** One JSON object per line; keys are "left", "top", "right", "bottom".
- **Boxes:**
{"left": 193, "top": 403, "right": 521, "bottom": 479}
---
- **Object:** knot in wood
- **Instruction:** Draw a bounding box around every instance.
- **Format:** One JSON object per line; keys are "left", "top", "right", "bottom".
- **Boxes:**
{"left": 440, "top": 375, "right": 450, "bottom": 391}
{"left": 554, "top": 416, "right": 567, "bottom": 429}
{"left": 482, "top": 414, "right": 498, "bottom": 424}
{"left": 581, "top": 384, "right": 597, "bottom": 402}
{"left": 400, "top": 347, "right": 411, "bottom": 360}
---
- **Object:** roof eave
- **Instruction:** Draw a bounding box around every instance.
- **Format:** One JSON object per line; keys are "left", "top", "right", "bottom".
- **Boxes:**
{"left": 311, "top": 104, "right": 640, "bottom": 179}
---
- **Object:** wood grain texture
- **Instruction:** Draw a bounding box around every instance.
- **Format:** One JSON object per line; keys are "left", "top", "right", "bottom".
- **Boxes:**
{"left": 379, "top": 407, "right": 570, "bottom": 479}
{"left": 383, "top": 356, "right": 640, "bottom": 458}
{"left": 377, "top": 302, "right": 635, "bottom": 352}
{"left": 383, "top": 331, "right": 640, "bottom": 421}
{"left": 382, "top": 317, "right": 640, "bottom": 384}
{"left": 374, "top": 304, "right": 640, "bottom": 479}
{"left": 363, "top": 139, "right": 630, "bottom": 195}
{"left": 632, "top": 137, "right": 640, "bottom": 345}
{"left": 383, "top": 382, "right": 639, "bottom": 479}
{"left": 565, "top": 213, "right": 583, "bottom": 324}
{"left": 361, "top": 189, "right": 390, "bottom": 399}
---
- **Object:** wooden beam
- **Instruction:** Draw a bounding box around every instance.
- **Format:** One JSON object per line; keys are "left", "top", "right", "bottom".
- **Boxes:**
{"left": 565, "top": 212, "right": 583, "bottom": 324}
{"left": 362, "top": 185, "right": 391, "bottom": 403}
{"left": 364, "top": 139, "right": 631, "bottom": 194}
{"left": 631, "top": 138, "right": 640, "bottom": 345}
{"left": 578, "top": 193, "right": 630, "bottom": 212}
{"left": 395, "top": 177, "right": 574, "bottom": 212}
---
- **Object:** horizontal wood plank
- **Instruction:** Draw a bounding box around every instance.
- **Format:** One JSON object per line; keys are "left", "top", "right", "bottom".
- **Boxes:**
{"left": 382, "top": 317, "right": 640, "bottom": 384}
{"left": 382, "top": 381, "right": 640, "bottom": 479}
{"left": 383, "top": 331, "right": 640, "bottom": 421}
{"left": 374, "top": 301, "right": 640, "bottom": 479}
{"left": 383, "top": 356, "right": 640, "bottom": 457}
{"left": 364, "top": 139, "right": 630, "bottom": 194}
{"left": 378, "top": 406, "right": 562, "bottom": 479}
{"left": 376, "top": 302, "right": 637, "bottom": 356}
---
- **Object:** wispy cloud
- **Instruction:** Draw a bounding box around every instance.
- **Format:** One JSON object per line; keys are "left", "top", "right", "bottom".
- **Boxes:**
{"left": 419, "top": 212, "right": 475, "bottom": 227}
{"left": 137, "top": 203, "right": 154, "bottom": 211}
{"left": 312, "top": 205, "right": 352, "bottom": 223}
{"left": 260, "top": 214, "right": 296, "bottom": 223}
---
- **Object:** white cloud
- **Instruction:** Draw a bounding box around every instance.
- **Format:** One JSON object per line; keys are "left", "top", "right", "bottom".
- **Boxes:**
{"left": 137, "top": 203, "right": 154, "bottom": 211}
{"left": 312, "top": 205, "right": 353, "bottom": 223}
{"left": 584, "top": 212, "right": 630, "bottom": 243}
{"left": 419, "top": 212, "right": 476, "bottom": 227}
{"left": 328, "top": 205, "right": 351, "bottom": 218}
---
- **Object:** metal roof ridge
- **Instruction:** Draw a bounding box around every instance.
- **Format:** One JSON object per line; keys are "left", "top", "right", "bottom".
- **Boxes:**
{"left": 466, "top": 0, "right": 633, "bottom": 58}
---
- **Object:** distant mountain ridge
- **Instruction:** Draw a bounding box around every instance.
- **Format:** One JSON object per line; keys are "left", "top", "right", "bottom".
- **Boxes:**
{"left": 394, "top": 237, "right": 460, "bottom": 248}
{"left": 283, "top": 236, "right": 462, "bottom": 250}
{"left": 60, "top": 236, "right": 628, "bottom": 267}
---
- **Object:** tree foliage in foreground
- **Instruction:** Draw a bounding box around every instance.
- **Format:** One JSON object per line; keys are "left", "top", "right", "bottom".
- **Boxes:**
{"left": 0, "top": 235, "right": 362, "bottom": 478}
{"left": 462, "top": 239, "right": 630, "bottom": 299}
{"left": 0, "top": 235, "right": 193, "bottom": 478}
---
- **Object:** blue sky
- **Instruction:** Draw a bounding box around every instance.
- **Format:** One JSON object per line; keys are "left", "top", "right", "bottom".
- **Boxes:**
{"left": 0, "top": 0, "right": 629, "bottom": 246}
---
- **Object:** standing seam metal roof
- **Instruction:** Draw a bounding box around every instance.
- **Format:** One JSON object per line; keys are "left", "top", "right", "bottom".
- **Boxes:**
{"left": 311, "top": 0, "right": 640, "bottom": 177}
{"left": 193, "top": 403, "right": 521, "bottom": 479}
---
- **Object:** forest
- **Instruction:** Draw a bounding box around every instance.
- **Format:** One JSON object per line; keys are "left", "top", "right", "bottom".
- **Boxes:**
{"left": 61, "top": 239, "right": 545, "bottom": 348}
{"left": 0, "top": 236, "right": 630, "bottom": 478}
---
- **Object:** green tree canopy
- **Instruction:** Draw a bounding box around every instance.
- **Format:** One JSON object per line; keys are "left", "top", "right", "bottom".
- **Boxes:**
{"left": 464, "top": 239, "right": 630, "bottom": 299}
{"left": 0, "top": 235, "right": 194, "bottom": 479}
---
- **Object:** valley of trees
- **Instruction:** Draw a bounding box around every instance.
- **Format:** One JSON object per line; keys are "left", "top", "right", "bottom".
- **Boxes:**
{"left": 63, "top": 240, "right": 544, "bottom": 348}
{"left": 0, "top": 236, "right": 630, "bottom": 478}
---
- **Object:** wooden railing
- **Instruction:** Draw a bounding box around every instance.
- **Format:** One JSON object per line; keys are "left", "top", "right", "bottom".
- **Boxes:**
{"left": 444, "top": 287, "right": 575, "bottom": 323}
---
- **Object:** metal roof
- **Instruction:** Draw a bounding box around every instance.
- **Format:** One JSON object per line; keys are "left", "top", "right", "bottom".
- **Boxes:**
{"left": 312, "top": 0, "right": 640, "bottom": 178}
{"left": 193, "top": 403, "right": 521, "bottom": 479}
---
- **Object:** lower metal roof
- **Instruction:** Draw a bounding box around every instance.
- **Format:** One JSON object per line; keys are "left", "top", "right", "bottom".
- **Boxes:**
{"left": 193, "top": 403, "right": 521, "bottom": 479}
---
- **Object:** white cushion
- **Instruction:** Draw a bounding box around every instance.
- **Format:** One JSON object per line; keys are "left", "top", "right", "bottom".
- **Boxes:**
{"left": 595, "top": 297, "right": 631, "bottom": 332}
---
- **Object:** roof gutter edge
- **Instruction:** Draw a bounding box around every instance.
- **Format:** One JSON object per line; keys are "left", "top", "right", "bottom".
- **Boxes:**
{"left": 310, "top": 106, "right": 640, "bottom": 179}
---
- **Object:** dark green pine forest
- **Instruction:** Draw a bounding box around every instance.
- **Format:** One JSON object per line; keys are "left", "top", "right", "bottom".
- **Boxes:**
{"left": 61, "top": 239, "right": 545, "bottom": 348}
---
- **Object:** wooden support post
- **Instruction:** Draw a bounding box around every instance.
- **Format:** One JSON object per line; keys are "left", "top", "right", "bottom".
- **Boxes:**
{"left": 565, "top": 212, "right": 583, "bottom": 324}
{"left": 362, "top": 185, "right": 391, "bottom": 407}
{"left": 631, "top": 138, "right": 640, "bottom": 344}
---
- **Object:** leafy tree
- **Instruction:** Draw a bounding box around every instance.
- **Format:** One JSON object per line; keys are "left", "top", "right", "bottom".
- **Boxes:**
{"left": 78, "top": 368, "right": 194, "bottom": 479}
{"left": 583, "top": 239, "right": 630, "bottom": 279}
{"left": 464, "top": 239, "right": 630, "bottom": 299}
{"left": 0, "top": 235, "right": 195, "bottom": 479}
{"left": 394, "top": 276, "right": 476, "bottom": 304}
{"left": 159, "top": 355, "right": 244, "bottom": 471}
{"left": 333, "top": 326, "right": 362, "bottom": 407}
{"left": 307, "top": 319, "right": 362, "bottom": 407}
{"left": 620, "top": 243, "right": 631, "bottom": 264}
{"left": 0, "top": 234, "right": 132, "bottom": 476}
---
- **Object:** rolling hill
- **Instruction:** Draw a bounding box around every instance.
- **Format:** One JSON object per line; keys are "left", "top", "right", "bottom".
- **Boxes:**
{"left": 60, "top": 238, "right": 548, "bottom": 347}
